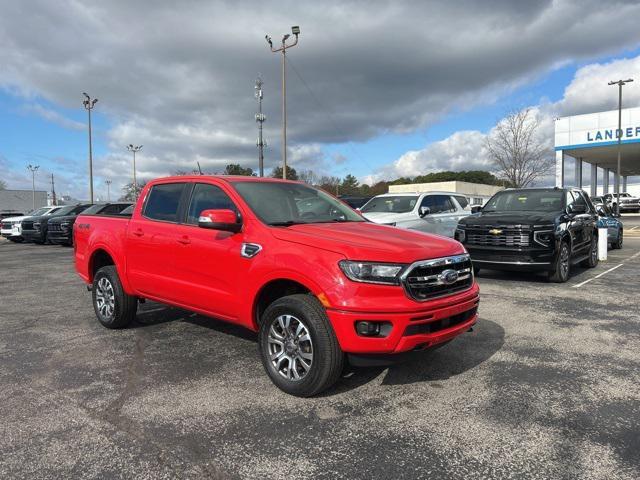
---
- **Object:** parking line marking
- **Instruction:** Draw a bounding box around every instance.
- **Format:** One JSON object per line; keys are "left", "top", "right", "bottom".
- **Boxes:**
{"left": 573, "top": 264, "right": 623, "bottom": 288}
{"left": 630, "top": 226, "right": 639, "bottom": 231}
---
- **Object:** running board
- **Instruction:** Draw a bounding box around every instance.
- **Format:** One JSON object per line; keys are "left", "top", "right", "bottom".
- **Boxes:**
{"left": 570, "top": 254, "right": 589, "bottom": 265}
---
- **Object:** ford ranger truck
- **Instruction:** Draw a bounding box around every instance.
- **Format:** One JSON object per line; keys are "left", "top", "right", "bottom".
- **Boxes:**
{"left": 74, "top": 176, "right": 479, "bottom": 396}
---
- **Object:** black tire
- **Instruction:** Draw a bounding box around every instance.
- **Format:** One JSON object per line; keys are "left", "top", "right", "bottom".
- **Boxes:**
{"left": 612, "top": 229, "right": 623, "bottom": 250}
{"left": 473, "top": 265, "right": 480, "bottom": 277}
{"left": 7, "top": 237, "right": 23, "bottom": 243}
{"left": 91, "top": 266, "right": 137, "bottom": 329}
{"left": 259, "top": 294, "right": 344, "bottom": 397}
{"left": 548, "top": 240, "right": 570, "bottom": 283}
{"left": 581, "top": 234, "right": 599, "bottom": 268}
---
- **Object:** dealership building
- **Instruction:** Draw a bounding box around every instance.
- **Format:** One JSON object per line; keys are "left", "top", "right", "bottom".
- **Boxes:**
{"left": 555, "top": 106, "right": 640, "bottom": 196}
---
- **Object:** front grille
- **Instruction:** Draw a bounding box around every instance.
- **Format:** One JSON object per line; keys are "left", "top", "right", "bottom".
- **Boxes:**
{"left": 49, "top": 223, "right": 62, "bottom": 232}
{"left": 402, "top": 254, "right": 473, "bottom": 301}
{"left": 22, "top": 221, "right": 34, "bottom": 230}
{"left": 1, "top": 221, "right": 11, "bottom": 230}
{"left": 404, "top": 307, "right": 477, "bottom": 336}
{"left": 465, "top": 225, "right": 531, "bottom": 247}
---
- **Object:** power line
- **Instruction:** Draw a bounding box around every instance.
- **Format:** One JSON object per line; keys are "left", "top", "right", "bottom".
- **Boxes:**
{"left": 284, "top": 55, "right": 373, "bottom": 173}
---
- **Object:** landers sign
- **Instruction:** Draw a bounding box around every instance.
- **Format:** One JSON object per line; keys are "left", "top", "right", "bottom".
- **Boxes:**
{"left": 587, "top": 126, "right": 640, "bottom": 142}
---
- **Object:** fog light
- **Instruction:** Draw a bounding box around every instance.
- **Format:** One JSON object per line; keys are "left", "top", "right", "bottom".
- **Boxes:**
{"left": 356, "top": 321, "right": 381, "bottom": 336}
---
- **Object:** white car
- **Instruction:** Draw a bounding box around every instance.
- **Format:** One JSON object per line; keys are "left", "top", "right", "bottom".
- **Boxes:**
{"left": 0, "top": 206, "right": 62, "bottom": 242}
{"left": 360, "top": 192, "right": 472, "bottom": 237}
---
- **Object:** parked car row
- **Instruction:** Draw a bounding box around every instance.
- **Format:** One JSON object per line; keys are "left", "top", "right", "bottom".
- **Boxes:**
{"left": 591, "top": 192, "right": 640, "bottom": 213}
{"left": 1, "top": 203, "right": 132, "bottom": 245}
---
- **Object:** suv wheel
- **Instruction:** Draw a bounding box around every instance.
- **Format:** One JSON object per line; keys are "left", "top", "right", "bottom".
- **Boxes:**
{"left": 92, "top": 266, "right": 137, "bottom": 328}
{"left": 259, "top": 294, "right": 344, "bottom": 397}
{"left": 612, "top": 229, "right": 623, "bottom": 250}
{"left": 581, "top": 235, "right": 599, "bottom": 268}
{"left": 549, "top": 241, "right": 570, "bottom": 283}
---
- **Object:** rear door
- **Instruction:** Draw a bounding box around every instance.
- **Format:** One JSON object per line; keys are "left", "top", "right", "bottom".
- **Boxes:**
{"left": 170, "top": 181, "right": 247, "bottom": 320}
{"left": 126, "top": 182, "right": 189, "bottom": 299}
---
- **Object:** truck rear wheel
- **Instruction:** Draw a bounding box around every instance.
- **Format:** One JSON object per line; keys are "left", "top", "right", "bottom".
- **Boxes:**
{"left": 258, "top": 294, "right": 344, "bottom": 397}
{"left": 92, "top": 266, "right": 137, "bottom": 329}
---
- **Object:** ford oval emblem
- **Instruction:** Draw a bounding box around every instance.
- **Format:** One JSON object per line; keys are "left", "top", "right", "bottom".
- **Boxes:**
{"left": 439, "top": 269, "right": 459, "bottom": 285}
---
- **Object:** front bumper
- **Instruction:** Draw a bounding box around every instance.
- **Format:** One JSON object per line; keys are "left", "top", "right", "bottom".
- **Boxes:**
{"left": 1, "top": 225, "right": 22, "bottom": 238}
{"left": 21, "top": 229, "right": 43, "bottom": 242}
{"left": 619, "top": 203, "right": 640, "bottom": 212}
{"left": 466, "top": 245, "right": 555, "bottom": 272}
{"left": 326, "top": 283, "right": 479, "bottom": 354}
{"left": 47, "top": 230, "right": 71, "bottom": 244}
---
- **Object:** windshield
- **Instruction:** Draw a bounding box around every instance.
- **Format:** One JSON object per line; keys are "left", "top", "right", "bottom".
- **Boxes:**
{"left": 80, "top": 204, "right": 105, "bottom": 215}
{"left": 44, "top": 207, "right": 62, "bottom": 215}
{"left": 30, "top": 207, "right": 50, "bottom": 216}
{"left": 483, "top": 190, "right": 564, "bottom": 212}
{"left": 360, "top": 195, "right": 419, "bottom": 214}
{"left": 232, "top": 181, "right": 364, "bottom": 225}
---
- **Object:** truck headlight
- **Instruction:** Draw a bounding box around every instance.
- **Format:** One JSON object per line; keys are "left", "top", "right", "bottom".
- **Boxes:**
{"left": 339, "top": 261, "right": 406, "bottom": 285}
{"left": 455, "top": 228, "right": 466, "bottom": 243}
{"left": 533, "top": 230, "right": 553, "bottom": 247}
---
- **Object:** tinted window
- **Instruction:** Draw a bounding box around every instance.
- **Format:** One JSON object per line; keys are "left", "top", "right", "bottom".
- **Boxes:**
{"left": 144, "top": 183, "right": 186, "bottom": 222}
{"left": 80, "top": 204, "right": 104, "bottom": 215}
{"left": 453, "top": 195, "right": 469, "bottom": 209}
{"left": 361, "top": 196, "right": 418, "bottom": 214}
{"left": 421, "top": 195, "right": 456, "bottom": 214}
{"left": 102, "top": 204, "right": 131, "bottom": 215}
{"left": 572, "top": 191, "right": 588, "bottom": 210}
{"left": 186, "top": 183, "right": 238, "bottom": 225}
{"left": 120, "top": 205, "right": 134, "bottom": 215}
{"left": 484, "top": 190, "right": 564, "bottom": 213}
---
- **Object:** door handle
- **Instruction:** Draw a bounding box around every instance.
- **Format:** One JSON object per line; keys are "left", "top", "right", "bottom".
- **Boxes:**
{"left": 133, "top": 228, "right": 144, "bottom": 237}
{"left": 177, "top": 235, "right": 191, "bottom": 245}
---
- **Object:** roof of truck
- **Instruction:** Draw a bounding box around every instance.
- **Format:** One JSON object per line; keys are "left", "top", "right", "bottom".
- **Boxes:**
{"left": 157, "top": 175, "right": 303, "bottom": 184}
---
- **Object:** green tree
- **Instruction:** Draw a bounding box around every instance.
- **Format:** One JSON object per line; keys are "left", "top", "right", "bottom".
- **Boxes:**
{"left": 271, "top": 165, "right": 298, "bottom": 180}
{"left": 340, "top": 174, "right": 360, "bottom": 195}
{"left": 224, "top": 164, "right": 255, "bottom": 176}
{"left": 119, "top": 181, "right": 147, "bottom": 201}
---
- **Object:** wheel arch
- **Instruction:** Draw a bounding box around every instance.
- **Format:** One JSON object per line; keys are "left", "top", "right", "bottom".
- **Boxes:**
{"left": 252, "top": 278, "right": 316, "bottom": 330}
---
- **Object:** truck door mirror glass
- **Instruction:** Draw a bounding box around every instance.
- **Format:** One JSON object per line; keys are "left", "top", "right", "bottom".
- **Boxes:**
{"left": 419, "top": 206, "right": 430, "bottom": 218}
{"left": 568, "top": 204, "right": 586, "bottom": 215}
{"left": 471, "top": 205, "right": 482, "bottom": 214}
{"left": 198, "top": 209, "right": 241, "bottom": 233}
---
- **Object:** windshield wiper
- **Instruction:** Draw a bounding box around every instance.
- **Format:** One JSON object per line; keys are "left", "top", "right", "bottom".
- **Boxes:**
{"left": 267, "top": 220, "right": 308, "bottom": 227}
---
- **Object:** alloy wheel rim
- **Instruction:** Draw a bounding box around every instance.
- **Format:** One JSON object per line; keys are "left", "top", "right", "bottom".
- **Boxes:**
{"left": 267, "top": 314, "right": 313, "bottom": 381}
{"left": 95, "top": 277, "right": 115, "bottom": 319}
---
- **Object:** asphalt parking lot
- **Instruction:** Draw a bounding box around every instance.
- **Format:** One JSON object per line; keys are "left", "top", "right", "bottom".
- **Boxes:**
{"left": 1, "top": 228, "right": 639, "bottom": 479}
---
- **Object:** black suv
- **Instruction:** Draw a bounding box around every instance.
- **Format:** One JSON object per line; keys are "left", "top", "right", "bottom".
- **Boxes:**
{"left": 455, "top": 187, "right": 599, "bottom": 282}
{"left": 21, "top": 204, "right": 92, "bottom": 244}
{"left": 47, "top": 202, "right": 132, "bottom": 246}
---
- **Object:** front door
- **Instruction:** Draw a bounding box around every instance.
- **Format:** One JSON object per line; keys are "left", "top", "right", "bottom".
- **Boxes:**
{"left": 170, "top": 182, "right": 247, "bottom": 321}
{"left": 418, "top": 195, "right": 459, "bottom": 237}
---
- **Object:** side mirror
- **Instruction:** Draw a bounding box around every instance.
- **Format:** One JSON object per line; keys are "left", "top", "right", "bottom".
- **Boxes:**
{"left": 419, "top": 206, "right": 430, "bottom": 218}
{"left": 471, "top": 205, "right": 482, "bottom": 214}
{"left": 568, "top": 204, "right": 587, "bottom": 215}
{"left": 198, "top": 209, "right": 241, "bottom": 233}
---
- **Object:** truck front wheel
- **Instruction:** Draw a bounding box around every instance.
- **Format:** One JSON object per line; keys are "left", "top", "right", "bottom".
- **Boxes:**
{"left": 259, "top": 294, "right": 344, "bottom": 397}
{"left": 92, "top": 266, "right": 137, "bottom": 329}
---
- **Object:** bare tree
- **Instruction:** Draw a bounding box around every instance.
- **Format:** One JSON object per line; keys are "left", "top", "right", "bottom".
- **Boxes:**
{"left": 0, "top": 179, "right": 7, "bottom": 190}
{"left": 297, "top": 169, "right": 318, "bottom": 185}
{"left": 485, "top": 108, "right": 553, "bottom": 187}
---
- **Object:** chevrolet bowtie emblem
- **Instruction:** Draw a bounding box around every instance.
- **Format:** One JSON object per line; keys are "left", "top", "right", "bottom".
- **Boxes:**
{"left": 489, "top": 228, "right": 503, "bottom": 235}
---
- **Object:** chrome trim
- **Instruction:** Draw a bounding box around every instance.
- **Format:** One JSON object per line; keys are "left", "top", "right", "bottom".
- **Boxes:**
{"left": 241, "top": 242, "right": 262, "bottom": 258}
{"left": 472, "top": 259, "right": 551, "bottom": 265}
{"left": 400, "top": 254, "right": 474, "bottom": 302}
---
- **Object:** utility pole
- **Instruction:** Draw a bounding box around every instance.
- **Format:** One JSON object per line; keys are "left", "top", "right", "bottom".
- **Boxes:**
{"left": 126, "top": 144, "right": 143, "bottom": 200}
{"left": 105, "top": 180, "right": 112, "bottom": 201}
{"left": 50, "top": 173, "right": 57, "bottom": 206}
{"left": 27, "top": 164, "right": 39, "bottom": 210}
{"left": 83, "top": 93, "right": 98, "bottom": 204}
{"left": 608, "top": 78, "right": 633, "bottom": 216}
{"left": 266, "top": 26, "right": 300, "bottom": 179}
{"left": 255, "top": 76, "right": 267, "bottom": 177}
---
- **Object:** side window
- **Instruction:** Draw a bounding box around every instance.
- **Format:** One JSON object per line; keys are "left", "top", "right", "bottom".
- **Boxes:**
{"left": 102, "top": 204, "right": 127, "bottom": 215}
{"left": 565, "top": 191, "right": 575, "bottom": 210}
{"left": 453, "top": 195, "right": 469, "bottom": 209}
{"left": 186, "top": 183, "right": 238, "bottom": 225}
{"left": 420, "top": 195, "right": 455, "bottom": 214}
{"left": 144, "top": 183, "right": 186, "bottom": 222}
{"left": 573, "top": 191, "right": 588, "bottom": 209}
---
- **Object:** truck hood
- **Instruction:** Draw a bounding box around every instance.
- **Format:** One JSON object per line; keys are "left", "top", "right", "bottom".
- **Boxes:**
{"left": 459, "top": 210, "right": 559, "bottom": 227}
{"left": 270, "top": 221, "right": 464, "bottom": 263}
{"left": 2, "top": 215, "right": 29, "bottom": 223}
{"left": 360, "top": 211, "right": 411, "bottom": 224}
{"left": 48, "top": 215, "right": 77, "bottom": 224}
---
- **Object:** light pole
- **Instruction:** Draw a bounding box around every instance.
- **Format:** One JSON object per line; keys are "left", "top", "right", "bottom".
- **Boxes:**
{"left": 127, "top": 144, "right": 143, "bottom": 200}
{"left": 266, "top": 25, "right": 300, "bottom": 179}
{"left": 83, "top": 93, "right": 98, "bottom": 204}
{"left": 255, "top": 76, "right": 267, "bottom": 177}
{"left": 27, "top": 164, "right": 39, "bottom": 210}
{"left": 608, "top": 78, "right": 633, "bottom": 216}
{"left": 105, "top": 180, "right": 112, "bottom": 202}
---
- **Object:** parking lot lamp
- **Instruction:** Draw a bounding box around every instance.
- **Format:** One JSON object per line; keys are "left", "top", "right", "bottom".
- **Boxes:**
{"left": 126, "top": 145, "right": 143, "bottom": 200}
{"left": 608, "top": 78, "right": 634, "bottom": 215}
{"left": 105, "top": 179, "right": 112, "bottom": 201}
{"left": 82, "top": 93, "right": 98, "bottom": 204}
{"left": 27, "top": 164, "right": 40, "bottom": 209}
{"left": 266, "top": 26, "right": 300, "bottom": 179}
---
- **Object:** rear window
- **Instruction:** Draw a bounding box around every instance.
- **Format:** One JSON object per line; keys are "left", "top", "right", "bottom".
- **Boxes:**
{"left": 144, "top": 183, "right": 186, "bottom": 222}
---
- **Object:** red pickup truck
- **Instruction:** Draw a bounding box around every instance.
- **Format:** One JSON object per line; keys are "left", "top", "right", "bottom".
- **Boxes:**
{"left": 75, "top": 176, "right": 479, "bottom": 396}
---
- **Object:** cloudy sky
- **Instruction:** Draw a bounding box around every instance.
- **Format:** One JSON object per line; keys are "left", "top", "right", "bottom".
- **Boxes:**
{"left": 2, "top": 0, "right": 640, "bottom": 199}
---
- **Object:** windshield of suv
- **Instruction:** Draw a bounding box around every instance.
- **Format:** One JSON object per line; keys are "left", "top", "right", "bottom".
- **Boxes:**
{"left": 30, "top": 207, "right": 50, "bottom": 216}
{"left": 360, "top": 195, "right": 419, "bottom": 214}
{"left": 80, "top": 204, "right": 105, "bottom": 215}
{"left": 483, "top": 190, "right": 564, "bottom": 212}
{"left": 233, "top": 181, "right": 364, "bottom": 225}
